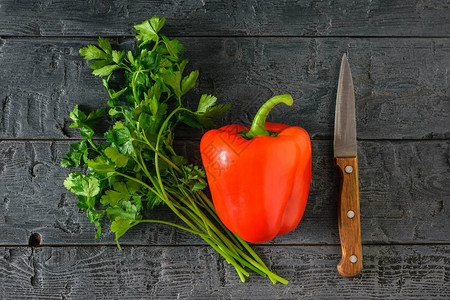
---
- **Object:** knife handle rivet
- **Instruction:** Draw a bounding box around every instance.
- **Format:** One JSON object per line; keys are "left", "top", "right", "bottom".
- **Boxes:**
{"left": 347, "top": 210, "right": 355, "bottom": 219}
{"left": 349, "top": 255, "right": 358, "bottom": 263}
{"left": 344, "top": 165, "right": 353, "bottom": 174}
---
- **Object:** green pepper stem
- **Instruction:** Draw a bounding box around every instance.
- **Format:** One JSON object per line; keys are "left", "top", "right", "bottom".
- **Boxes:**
{"left": 245, "top": 94, "right": 293, "bottom": 138}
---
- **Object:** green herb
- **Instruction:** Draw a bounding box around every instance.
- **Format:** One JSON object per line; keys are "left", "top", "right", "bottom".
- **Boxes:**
{"left": 61, "top": 16, "right": 287, "bottom": 284}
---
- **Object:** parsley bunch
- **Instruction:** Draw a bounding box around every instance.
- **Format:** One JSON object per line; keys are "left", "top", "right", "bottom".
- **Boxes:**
{"left": 61, "top": 16, "right": 287, "bottom": 284}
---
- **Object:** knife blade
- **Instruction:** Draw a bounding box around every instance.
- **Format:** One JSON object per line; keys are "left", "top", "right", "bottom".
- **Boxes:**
{"left": 334, "top": 54, "right": 362, "bottom": 278}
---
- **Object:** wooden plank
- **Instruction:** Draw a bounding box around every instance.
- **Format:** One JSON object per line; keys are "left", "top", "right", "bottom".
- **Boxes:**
{"left": 1, "top": 37, "right": 450, "bottom": 139}
{"left": 0, "top": 140, "right": 448, "bottom": 246}
{"left": 1, "top": 0, "right": 450, "bottom": 37}
{"left": 0, "top": 244, "right": 449, "bottom": 299}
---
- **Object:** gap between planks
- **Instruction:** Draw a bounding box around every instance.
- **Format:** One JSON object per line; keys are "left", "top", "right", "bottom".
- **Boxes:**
{"left": 2, "top": 35, "right": 450, "bottom": 39}
{"left": 1, "top": 242, "right": 450, "bottom": 248}
{"left": 1, "top": 138, "right": 450, "bottom": 142}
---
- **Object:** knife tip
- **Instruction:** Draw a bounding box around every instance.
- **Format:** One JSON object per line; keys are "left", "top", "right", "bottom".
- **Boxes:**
{"left": 342, "top": 53, "right": 347, "bottom": 61}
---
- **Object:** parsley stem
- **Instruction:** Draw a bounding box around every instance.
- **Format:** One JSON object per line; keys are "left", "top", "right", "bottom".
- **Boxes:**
{"left": 119, "top": 63, "right": 132, "bottom": 73}
{"left": 87, "top": 137, "right": 98, "bottom": 151}
{"left": 137, "top": 219, "right": 204, "bottom": 236}
{"left": 112, "top": 170, "right": 163, "bottom": 200}
{"left": 165, "top": 188, "right": 252, "bottom": 276}
{"left": 215, "top": 242, "right": 266, "bottom": 278}
{"left": 232, "top": 247, "right": 288, "bottom": 284}
{"left": 170, "top": 189, "right": 243, "bottom": 259}
{"left": 140, "top": 129, "right": 180, "bottom": 171}
{"left": 168, "top": 203, "right": 249, "bottom": 279}
{"left": 115, "top": 170, "right": 207, "bottom": 253}
{"left": 153, "top": 170, "right": 202, "bottom": 234}
{"left": 173, "top": 189, "right": 287, "bottom": 284}
{"left": 135, "top": 151, "right": 162, "bottom": 196}
{"left": 195, "top": 192, "right": 243, "bottom": 250}
{"left": 68, "top": 21, "right": 288, "bottom": 283}
{"left": 174, "top": 189, "right": 213, "bottom": 238}
{"left": 153, "top": 107, "right": 200, "bottom": 230}
{"left": 203, "top": 237, "right": 248, "bottom": 282}
{"left": 120, "top": 107, "right": 137, "bottom": 128}
{"left": 114, "top": 172, "right": 194, "bottom": 236}
{"left": 131, "top": 71, "right": 140, "bottom": 105}
{"left": 166, "top": 194, "right": 206, "bottom": 230}
{"left": 193, "top": 199, "right": 260, "bottom": 266}
{"left": 151, "top": 39, "right": 160, "bottom": 52}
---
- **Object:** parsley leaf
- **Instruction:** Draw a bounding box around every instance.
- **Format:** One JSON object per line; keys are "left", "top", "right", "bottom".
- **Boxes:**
{"left": 112, "top": 50, "right": 125, "bottom": 64}
{"left": 60, "top": 151, "right": 83, "bottom": 168}
{"left": 59, "top": 16, "right": 287, "bottom": 285}
{"left": 181, "top": 70, "right": 199, "bottom": 96}
{"left": 195, "top": 94, "right": 231, "bottom": 127}
{"left": 104, "top": 121, "right": 135, "bottom": 155}
{"left": 101, "top": 182, "right": 131, "bottom": 206}
{"left": 64, "top": 172, "right": 100, "bottom": 198}
{"left": 197, "top": 94, "right": 218, "bottom": 113}
{"left": 93, "top": 64, "right": 121, "bottom": 77}
{"left": 70, "top": 140, "right": 88, "bottom": 151}
{"left": 161, "top": 35, "right": 185, "bottom": 59}
{"left": 98, "top": 37, "right": 112, "bottom": 55}
{"left": 134, "top": 16, "right": 165, "bottom": 44}
{"left": 79, "top": 44, "right": 109, "bottom": 60}
{"left": 69, "top": 105, "right": 105, "bottom": 137}
{"left": 110, "top": 217, "right": 135, "bottom": 249}
{"left": 158, "top": 68, "right": 182, "bottom": 98}
{"left": 104, "top": 146, "right": 129, "bottom": 168}
{"left": 87, "top": 156, "right": 115, "bottom": 173}
{"left": 107, "top": 200, "right": 139, "bottom": 222}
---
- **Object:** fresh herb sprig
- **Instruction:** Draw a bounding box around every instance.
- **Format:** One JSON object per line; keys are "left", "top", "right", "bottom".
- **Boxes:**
{"left": 61, "top": 16, "right": 287, "bottom": 284}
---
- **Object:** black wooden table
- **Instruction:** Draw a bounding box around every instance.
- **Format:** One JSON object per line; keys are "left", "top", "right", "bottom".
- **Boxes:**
{"left": 1, "top": 1, "right": 449, "bottom": 299}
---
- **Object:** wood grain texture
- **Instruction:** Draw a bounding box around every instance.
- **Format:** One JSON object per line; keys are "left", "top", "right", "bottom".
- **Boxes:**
{"left": 0, "top": 245, "right": 449, "bottom": 299}
{"left": 0, "top": 140, "right": 448, "bottom": 246}
{"left": 0, "top": 1, "right": 449, "bottom": 297}
{"left": 1, "top": 37, "right": 449, "bottom": 139}
{"left": 1, "top": 0, "right": 450, "bottom": 37}
{"left": 335, "top": 157, "right": 362, "bottom": 278}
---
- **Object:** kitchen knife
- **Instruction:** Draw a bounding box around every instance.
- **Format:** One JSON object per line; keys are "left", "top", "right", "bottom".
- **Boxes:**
{"left": 334, "top": 54, "right": 362, "bottom": 278}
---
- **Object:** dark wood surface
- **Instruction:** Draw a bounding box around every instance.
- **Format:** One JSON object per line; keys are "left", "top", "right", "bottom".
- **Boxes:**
{"left": 1, "top": 1, "right": 449, "bottom": 299}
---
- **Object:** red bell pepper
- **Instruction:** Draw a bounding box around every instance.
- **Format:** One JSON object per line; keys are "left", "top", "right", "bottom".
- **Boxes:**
{"left": 200, "top": 94, "right": 312, "bottom": 243}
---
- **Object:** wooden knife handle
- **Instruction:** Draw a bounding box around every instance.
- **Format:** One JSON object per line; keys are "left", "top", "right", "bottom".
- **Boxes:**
{"left": 334, "top": 157, "right": 362, "bottom": 278}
